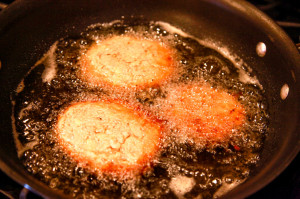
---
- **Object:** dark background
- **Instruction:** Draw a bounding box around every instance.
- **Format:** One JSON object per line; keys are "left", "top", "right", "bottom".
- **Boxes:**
{"left": 0, "top": 0, "right": 299, "bottom": 199}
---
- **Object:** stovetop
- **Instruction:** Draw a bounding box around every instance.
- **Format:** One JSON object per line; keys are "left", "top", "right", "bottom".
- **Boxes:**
{"left": 0, "top": 0, "right": 299, "bottom": 198}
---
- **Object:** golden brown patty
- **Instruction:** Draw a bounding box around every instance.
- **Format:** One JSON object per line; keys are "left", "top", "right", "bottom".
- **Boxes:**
{"left": 163, "top": 84, "right": 245, "bottom": 142}
{"left": 80, "top": 35, "right": 175, "bottom": 88}
{"left": 56, "top": 101, "right": 161, "bottom": 173}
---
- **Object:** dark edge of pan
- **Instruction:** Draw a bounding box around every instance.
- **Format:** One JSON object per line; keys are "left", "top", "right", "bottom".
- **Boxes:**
{"left": 217, "top": 1, "right": 300, "bottom": 199}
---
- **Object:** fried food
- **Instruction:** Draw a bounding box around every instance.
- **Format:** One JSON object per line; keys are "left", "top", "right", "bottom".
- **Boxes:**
{"left": 56, "top": 101, "right": 161, "bottom": 173}
{"left": 80, "top": 35, "right": 175, "bottom": 88}
{"left": 163, "top": 84, "right": 245, "bottom": 142}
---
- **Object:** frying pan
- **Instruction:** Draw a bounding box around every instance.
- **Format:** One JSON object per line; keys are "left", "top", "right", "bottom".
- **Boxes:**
{"left": 0, "top": 0, "right": 299, "bottom": 198}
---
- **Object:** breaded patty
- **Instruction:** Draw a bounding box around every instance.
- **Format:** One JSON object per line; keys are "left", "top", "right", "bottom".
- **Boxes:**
{"left": 80, "top": 35, "right": 175, "bottom": 88}
{"left": 56, "top": 101, "right": 161, "bottom": 173}
{"left": 163, "top": 84, "right": 245, "bottom": 142}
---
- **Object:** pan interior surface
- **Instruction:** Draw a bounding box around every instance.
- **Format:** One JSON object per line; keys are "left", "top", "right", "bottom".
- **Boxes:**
{"left": 0, "top": 0, "right": 299, "bottom": 198}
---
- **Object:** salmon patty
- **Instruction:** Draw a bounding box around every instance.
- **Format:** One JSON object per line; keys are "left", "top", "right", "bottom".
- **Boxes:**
{"left": 56, "top": 101, "right": 161, "bottom": 173}
{"left": 80, "top": 35, "right": 175, "bottom": 88}
{"left": 163, "top": 84, "right": 245, "bottom": 142}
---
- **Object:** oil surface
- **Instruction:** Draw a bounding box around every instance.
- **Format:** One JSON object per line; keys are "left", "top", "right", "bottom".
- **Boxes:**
{"left": 12, "top": 20, "right": 269, "bottom": 198}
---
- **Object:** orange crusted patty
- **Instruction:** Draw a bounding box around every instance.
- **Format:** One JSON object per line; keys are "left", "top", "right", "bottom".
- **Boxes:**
{"left": 56, "top": 101, "right": 161, "bottom": 173}
{"left": 80, "top": 35, "right": 175, "bottom": 88}
{"left": 163, "top": 84, "right": 245, "bottom": 142}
